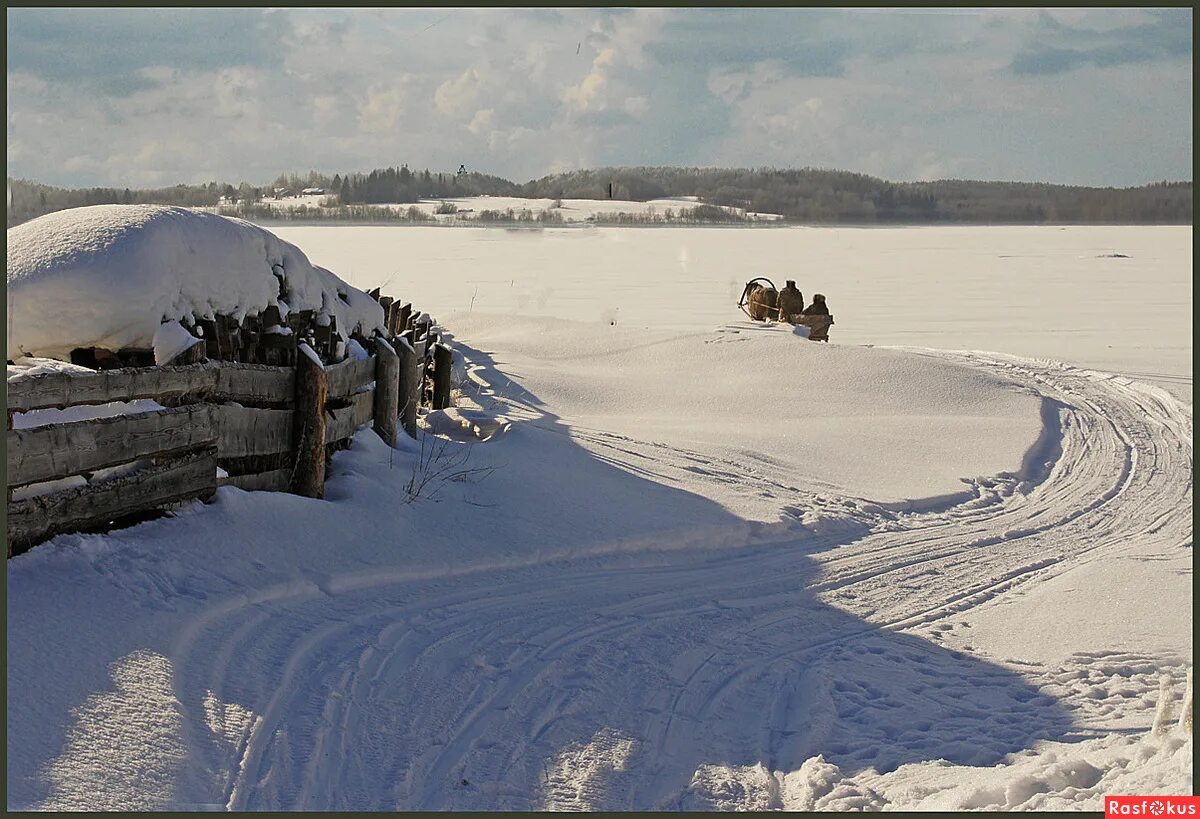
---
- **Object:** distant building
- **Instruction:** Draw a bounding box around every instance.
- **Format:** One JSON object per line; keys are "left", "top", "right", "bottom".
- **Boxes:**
{"left": 273, "top": 188, "right": 292, "bottom": 198}
{"left": 301, "top": 187, "right": 326, "bottom": 196}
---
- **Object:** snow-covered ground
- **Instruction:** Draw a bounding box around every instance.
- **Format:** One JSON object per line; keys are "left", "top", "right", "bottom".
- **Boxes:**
{"left": 6, "top": 219, "right": 1192, "bottom": 810}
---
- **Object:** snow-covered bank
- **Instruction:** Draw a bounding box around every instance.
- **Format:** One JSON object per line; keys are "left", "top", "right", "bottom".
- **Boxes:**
{"left": 6, "top": 205, "right": 384, "bottom": 360}
{"left": 7, "top": 320, "right": 1191, "bottom": 810}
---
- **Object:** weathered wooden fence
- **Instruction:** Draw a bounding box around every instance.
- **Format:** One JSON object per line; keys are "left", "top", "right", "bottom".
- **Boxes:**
{"left": 6, "top": 299, "right": 456, "bottom": 557}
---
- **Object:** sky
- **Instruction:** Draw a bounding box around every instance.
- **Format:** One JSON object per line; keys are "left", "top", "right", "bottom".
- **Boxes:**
{"left": 5, "top": 7, "right": 1193, "bottom": 189}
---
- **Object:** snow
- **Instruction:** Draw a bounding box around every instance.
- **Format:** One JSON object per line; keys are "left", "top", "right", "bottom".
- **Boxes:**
{"left": 275, "top": 224, "right": 1192, "bottom": 403}
{"left": 443, "top": 314, "right": 1042, "bottom": 508}
{"left": 152, "top": 320, "right": 202, "bottom": 366}
{"left": 6, "top": 205, "right": 386, "bottom": 360}
{"left": 298, "top": 341, "right": 323, "bottom": 367}
{"left": 5, "top": 224, "right": 1191, "bottom": 810}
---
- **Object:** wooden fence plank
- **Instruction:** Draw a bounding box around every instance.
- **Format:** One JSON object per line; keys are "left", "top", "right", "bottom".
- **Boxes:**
{"left": 7, "top": 447, "right": 218, "bottom": 557}
{"left": 325, "top": 355, "right": 376, "bottom": 399}
{"left": 326, "top": 390, "right": 375, "bottom": 444}
{"left": 215, "top": 405, "right": 294, "bottom": 458}
{"left": 219, "top": 467, "right": 292, "bottom": 493}
{"left": 213, "top": 362, "right": 294, "bottom": 405}
{"left": 7, "top": 405, "right": 216, "bottom": 488}
{"left": 6, "top": 361, "right": 296, "bottom": 413}
{"left": 6, "top": 365, "right": 218, "bottom": 413}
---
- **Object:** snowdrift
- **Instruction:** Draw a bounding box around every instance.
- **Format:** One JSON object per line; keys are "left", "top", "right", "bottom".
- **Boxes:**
{"left": 447, "top": 314, "right": 1046, "bottom": 509}
{"left": 6, "top": 205, "right": 386, "bottom": 360}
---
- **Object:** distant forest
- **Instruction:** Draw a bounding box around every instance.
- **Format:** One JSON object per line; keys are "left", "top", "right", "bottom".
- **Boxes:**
{"left": 7, "top": 165, "right": 1192, "bottom": 228}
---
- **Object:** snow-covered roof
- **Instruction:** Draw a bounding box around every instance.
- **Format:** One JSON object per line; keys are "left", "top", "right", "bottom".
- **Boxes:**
{"left": 6, "top": 205, "right": 386, "bottom": 359}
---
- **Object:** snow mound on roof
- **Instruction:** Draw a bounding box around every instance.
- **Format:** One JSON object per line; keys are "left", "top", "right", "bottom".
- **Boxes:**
{"left": 6, "top": 205, "right": 385, "bottom": 359}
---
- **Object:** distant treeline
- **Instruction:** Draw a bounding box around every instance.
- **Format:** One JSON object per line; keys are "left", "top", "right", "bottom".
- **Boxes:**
{"left": 521, "top": 167, "right": 1192, "bottom": 225}
{"left": 7, "top": 165, "right": 1192, "bottom": 227}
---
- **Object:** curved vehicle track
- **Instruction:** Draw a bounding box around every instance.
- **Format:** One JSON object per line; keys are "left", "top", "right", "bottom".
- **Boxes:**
{"left": 169, "top": 349, "right": 1192, "bottom": 811}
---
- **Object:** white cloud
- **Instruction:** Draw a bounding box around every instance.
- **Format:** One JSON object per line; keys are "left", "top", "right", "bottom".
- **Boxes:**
{"left": 3, "top": 8, "right": 1190, "bottom": 187}
{"left": 562, "top": 48, "right": 616, "bottom": 111}
{"left": 355, "top": 81, "right": 408, "bottom": 132}
{"left": 467, "top": 108, "right": 494, "bottom": 135}
{"left": 434, "top": 68, "right": 483, "bottom": 116}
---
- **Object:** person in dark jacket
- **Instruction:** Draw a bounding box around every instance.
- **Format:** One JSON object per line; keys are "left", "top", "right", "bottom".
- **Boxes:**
{"left": 776, "top": 280, "right": 804, "bottom": 322}
{"left": 802, "top": 293, "right": 829, "bottom": 315}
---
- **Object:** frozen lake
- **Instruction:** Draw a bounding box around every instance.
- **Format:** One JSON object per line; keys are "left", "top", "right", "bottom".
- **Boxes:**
{"left": 273, "top": 224, "right": 1192, "bottom": 401}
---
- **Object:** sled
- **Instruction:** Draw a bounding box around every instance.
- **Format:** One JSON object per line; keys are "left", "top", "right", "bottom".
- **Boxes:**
{"left": 737, "top": 277, "right": 834, "bottom": 341}
{"left": 790, "top": 313, "right": 834, "bottom": 342}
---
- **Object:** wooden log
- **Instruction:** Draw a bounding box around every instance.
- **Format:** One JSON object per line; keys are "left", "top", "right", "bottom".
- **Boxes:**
{"left": 396, "top": 336, "right": 420, "bottom": 439}
{"left": 325, "top": 390, "right": 375, "bottom": 444}
{"left": 287, "top": 309, "right": 314, "bottom": 336}
{"left": 414, "top": 314, "right": 432, "bottom": 340}
{"left": 398, "top": 303, "right": 413, "bottom": 334}
{"left": 367, "top": 287, "right": 382, "bottom": 301}
{"left": 219, "top": 467, "right": 291, "bottom": 493}
{"left": 197, "top": 318, "right": 220, "bottom": 358}
{"left": 313, "top": 321, "right": 332, "bottom": 360}
{"left": 8, "top": 405, "right": 217, "bottom": 488}
{"left": 6, "top": 361, "right": 293, "bottom": 414}
{"left": 7, "top": 446, "right": 218, "bottom": 558}
{"left": 325, "top": 354, "right": 376, "bottom": 399}
{"left": 373, "top": 336, "right": 399, "bottom": 447}
{"left": 290, "top": 343, "right": 327, "bottom": 498}
{"left": 214, "top": 361, "right": 294, "bottom": 406}
{"left": 6, "top": 364, "right": 218, "bottom": 413}
{"left": 167, "top": 335, "right": 207, "bottom": 366}
{"left": 216, "top": 405, "right": 294, "bottom": 458}
{"left": 384, "top": 301, "right": 399, "bottom": 336}
{"left": 432, "top": 343, "right": 453, "bottom": 410}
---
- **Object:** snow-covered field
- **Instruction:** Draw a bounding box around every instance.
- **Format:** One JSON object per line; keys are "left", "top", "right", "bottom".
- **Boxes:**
{"left": 6, "top": 219, "right": 1192, "bottom": 810}
{"left": 276, "top": 224, "right": 1192, "bottom": 403}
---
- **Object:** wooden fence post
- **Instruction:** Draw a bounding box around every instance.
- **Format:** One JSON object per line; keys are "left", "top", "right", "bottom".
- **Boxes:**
{"left": 291, "top": 342, "right": 327, "bottom": 498}
{"left": 432, "top": 343, "right": 453, "bottom": 410}
{"left": 396, "top": 336, "right": 420, "bottom": 439}
{"left": 378, "top": 296, "right": 394, "bottom": 332}
{"left": 373, "top": 336, "right": 399, "bottom": 447}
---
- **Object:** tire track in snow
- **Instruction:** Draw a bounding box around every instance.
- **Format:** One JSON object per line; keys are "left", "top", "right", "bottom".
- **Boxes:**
{"left": 168, "top": 349, "right": 1190, "bottom": 810}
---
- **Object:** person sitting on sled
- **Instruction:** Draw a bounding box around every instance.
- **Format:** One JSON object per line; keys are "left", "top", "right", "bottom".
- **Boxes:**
{"left": 802, "top": 293, "right": 830, "bottom": 316}
{"left": 776, "top": 280, "right": 805, "bottom": 322}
